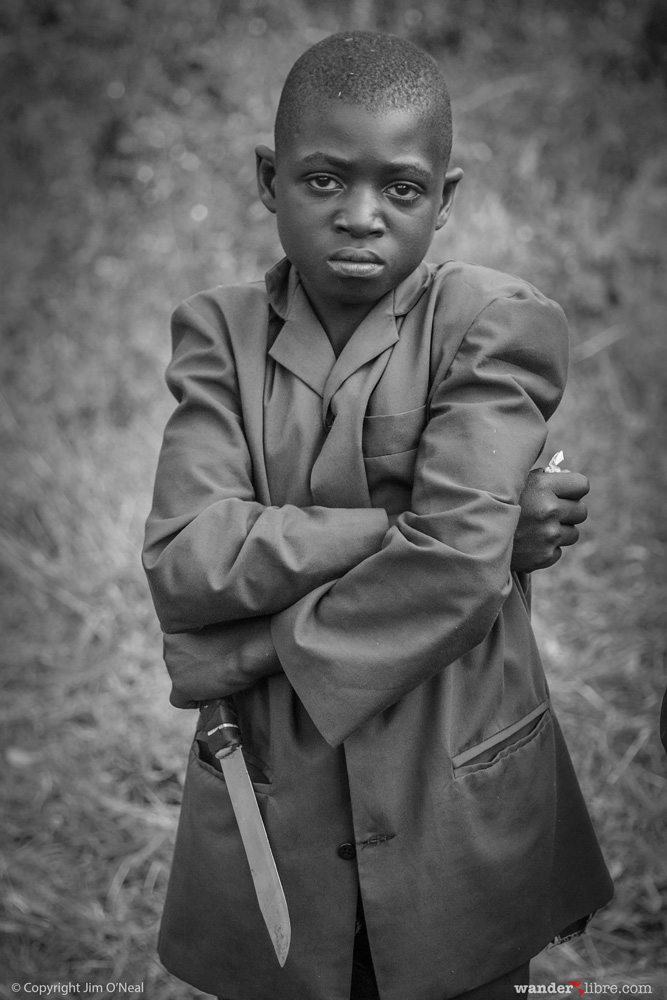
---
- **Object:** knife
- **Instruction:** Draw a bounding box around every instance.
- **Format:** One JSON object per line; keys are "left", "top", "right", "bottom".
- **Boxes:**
{"left": 199, "top": 697, "right": 291, "bottom": 967}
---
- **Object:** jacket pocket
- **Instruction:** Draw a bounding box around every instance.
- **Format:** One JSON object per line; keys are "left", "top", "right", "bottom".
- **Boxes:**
{"left": 452, "top": 700, "right": 550, "bottom": 777}
{"left": 362, "top": 405, "right": 426, "bottom": 457}
{"left": 193, "top": 735, "right": 272, "bottom": 788}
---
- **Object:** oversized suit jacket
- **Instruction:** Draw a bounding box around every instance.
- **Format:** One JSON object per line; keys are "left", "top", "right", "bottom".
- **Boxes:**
{"left": 143, "top": 258, "right": 613, "bottom": 1000}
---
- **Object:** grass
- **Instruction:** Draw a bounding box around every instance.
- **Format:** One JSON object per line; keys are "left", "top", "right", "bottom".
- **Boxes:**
{"left": 1, "top": 0, "right": 666, "bottom": 996}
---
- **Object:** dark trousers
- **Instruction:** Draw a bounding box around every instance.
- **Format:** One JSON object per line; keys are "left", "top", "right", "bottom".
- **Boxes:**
{"left": 351, "top": 906, "right": 530, "bottom": 1000}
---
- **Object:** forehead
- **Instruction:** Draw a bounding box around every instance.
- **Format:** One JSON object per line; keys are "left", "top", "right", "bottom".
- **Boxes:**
{"left": 277, "top": 100, "right": 447, "bottom": 174}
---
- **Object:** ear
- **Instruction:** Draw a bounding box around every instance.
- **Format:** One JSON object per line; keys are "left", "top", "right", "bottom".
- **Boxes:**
{"left": 256, "top": 144, "right": 277, "bottom": 214}
{"left": 435, "top": 167, "right": 463, "bottom": 231}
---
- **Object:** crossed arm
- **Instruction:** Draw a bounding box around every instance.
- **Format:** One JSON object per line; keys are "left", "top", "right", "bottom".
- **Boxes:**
{"left": 143, "top": 292, "right": 588, "bottom": 741}
{"left": 147, "top": 465, "right": 589, "bottom": 724}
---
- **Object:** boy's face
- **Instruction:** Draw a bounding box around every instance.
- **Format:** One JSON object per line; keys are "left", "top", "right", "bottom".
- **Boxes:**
{"left": 256, "top": 101, "right": 461, "bottom": 329}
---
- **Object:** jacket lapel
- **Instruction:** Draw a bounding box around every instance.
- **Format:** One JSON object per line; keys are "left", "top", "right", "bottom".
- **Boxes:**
{"left": 321, "top": 298, "right": 398, "bottom": 418}
{"left": 268, "top": 275, "right": 336, "bottom": 399}
{"left": 313, "top": 300, "right": 400, "bottom": 509}
{"left": 265, "top": 260, "right": 433, "bottom": 509}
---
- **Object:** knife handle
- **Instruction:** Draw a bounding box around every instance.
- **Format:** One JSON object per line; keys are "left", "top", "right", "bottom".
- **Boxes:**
{"left": 199, "top": 697, "right": 242, "bottom": 759}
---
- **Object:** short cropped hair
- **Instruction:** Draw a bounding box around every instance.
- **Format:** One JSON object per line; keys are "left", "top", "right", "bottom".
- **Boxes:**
{"left": 275, "top": 31, "right": 452, "bottom": 165}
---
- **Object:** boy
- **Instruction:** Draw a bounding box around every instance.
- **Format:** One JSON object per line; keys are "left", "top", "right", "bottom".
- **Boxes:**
{"left": 143, "top": 31, "right": 613, "bottom": 1000}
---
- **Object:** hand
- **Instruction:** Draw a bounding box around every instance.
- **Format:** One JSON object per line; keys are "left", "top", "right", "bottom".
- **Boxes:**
{"left": 511, "top": 468, "right": 590, "bottom": 573}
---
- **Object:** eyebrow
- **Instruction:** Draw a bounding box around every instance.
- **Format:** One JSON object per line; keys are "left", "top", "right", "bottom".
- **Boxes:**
{"left": 298, "top": 152, "right": 433, "bottom": 183}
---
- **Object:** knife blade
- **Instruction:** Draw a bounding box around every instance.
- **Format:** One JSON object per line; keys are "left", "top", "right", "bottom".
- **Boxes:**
{"left": 199, "top": 698, "right": 291, "bottom": 967}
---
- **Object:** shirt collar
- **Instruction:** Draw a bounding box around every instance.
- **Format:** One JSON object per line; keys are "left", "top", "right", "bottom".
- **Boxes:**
{"left": 265, "top": 258, "right": 435, "bottom": 401}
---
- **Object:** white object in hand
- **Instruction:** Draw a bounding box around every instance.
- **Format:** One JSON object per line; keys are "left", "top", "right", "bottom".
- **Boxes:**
{"left": 545, "top": 451, "right": 564, "bottom": 473}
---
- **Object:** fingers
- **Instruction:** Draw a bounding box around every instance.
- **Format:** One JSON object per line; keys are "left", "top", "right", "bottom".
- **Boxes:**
{"left": 557, "top": 500, "right": 588, "bottom": 526}
{"left": 536, "top": 469, "right": 590, "bottom": 526}
{"left": 542, "top": 521, "right": 579, "bottom": 553}
{"left": 543, "top": 471, "right": 590, "bottom": 501}
{"left": 557, "top": 524, "right": 580, "bottom": 548}
{"left": 526, "top": 470, "right": 589, "bottom": 524}
{"left": 543, "top": 547, "right": 563, "bottom": 568}
{"left": 514, "top": 468, "right": 589, "bottom": 573}
{"left": 530, "top": 546, "right": 563, "bottom": 571}
{"left": 536, "top": 527, "right": 578, "bottom": 567}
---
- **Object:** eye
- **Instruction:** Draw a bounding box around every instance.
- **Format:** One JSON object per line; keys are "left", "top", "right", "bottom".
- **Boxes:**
{"left": 307, "top": 175, "right": 341, "bottom": 192}
{"left": 386, "top": 182, "right": 421, "bottom": 202}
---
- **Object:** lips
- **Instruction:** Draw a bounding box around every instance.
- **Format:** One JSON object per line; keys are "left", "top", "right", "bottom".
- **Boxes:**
{"left": 328, "top": 248, "right": 384, "bottom": 277}
{"left": 330, "top": 248, "right": 384, "bottom": 264}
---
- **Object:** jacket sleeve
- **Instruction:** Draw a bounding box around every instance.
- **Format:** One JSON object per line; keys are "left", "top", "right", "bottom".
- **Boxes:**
{"left": 161, "top": 617, "right": 282, "bottom": 709}
{"left": 271, "top": 289, "right": 569, "bottom": 747}
{"left": 142, "top": 298, "right": 389, "bottom": 634}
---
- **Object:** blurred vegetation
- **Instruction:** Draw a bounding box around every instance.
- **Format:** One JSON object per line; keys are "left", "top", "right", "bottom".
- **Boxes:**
{"left": 1, "top": 0, "right": 666, "bottom": 995}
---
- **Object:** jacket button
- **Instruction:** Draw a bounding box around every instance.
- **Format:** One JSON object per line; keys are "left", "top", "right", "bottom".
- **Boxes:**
{"left": 337, "top": 842, "right": 356, "bottom": 860}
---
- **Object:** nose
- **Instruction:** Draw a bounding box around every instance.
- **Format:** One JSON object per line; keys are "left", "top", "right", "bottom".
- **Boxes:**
{"left": 334, "top": 186, "right": 385, "bottom": 238}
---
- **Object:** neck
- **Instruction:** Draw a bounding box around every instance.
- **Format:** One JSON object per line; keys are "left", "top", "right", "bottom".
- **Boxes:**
{"left": 299, "top": 283, "right": 377, "bottom": 357}
{"left": 324, "top": 311, "right": 372, "bottom": 357}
